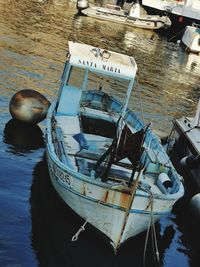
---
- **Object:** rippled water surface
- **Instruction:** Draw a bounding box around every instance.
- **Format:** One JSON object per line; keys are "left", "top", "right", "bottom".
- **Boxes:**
{"left": 0, "top": 0, "right": 200, "bottom": 267}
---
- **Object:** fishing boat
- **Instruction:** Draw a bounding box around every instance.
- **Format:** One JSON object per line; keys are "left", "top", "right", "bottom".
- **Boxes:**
{"left": 167, "top": 99, "right": 200, "bottom": 191}
{"left": 45, "top": 41, "right": 184, "bottom": 250}
{"left": 76, "top": 1, "right": 171, "bottom": 30}
{"left": 180, "top": 24, "right": 200, "bottom": 53}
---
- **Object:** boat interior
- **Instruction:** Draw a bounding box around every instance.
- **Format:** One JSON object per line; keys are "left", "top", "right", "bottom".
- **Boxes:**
{"left": 51, "top": 88, "right": 180, "bottom": 195}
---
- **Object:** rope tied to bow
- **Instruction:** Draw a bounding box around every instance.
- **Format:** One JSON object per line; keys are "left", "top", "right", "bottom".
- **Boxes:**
{"left": 71, "top": 220, "right": 88, "bottom": 242}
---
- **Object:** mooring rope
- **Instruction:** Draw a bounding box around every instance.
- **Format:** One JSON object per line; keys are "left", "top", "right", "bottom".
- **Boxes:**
{"left": 71, "top": 181, "right": 125, "bottom": 242}
{"left": 71, "top": 220, "right": 88, "bottom": 242}
{"left": 168, "top": 27, "right": 185, "bottom": 42}
{"left": 139, "top": 186, "right": 160, "bottom": 267}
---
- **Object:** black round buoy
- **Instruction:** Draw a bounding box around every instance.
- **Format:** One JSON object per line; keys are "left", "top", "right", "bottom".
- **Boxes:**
{"left": 9, "top": 89, "right": 50, "bottom": 124}
{"left": 189, "top": 193, "right": 200, "bottom": 220}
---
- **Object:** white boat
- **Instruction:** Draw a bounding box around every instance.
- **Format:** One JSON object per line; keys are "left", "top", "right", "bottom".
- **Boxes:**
{"left": 77, "top": 1, "right": 171, "bottom": 30}
{"left": 46, "top": 41, "right": 184, "bottom": 250}
{"left": 181, "top": 24, "right": 200, "bottom": 53}
{"left": 142, "top": 0, "right": 200, "bottom": 23}
{"left": 168, "top": 99, "right": 200, "bottom": 190}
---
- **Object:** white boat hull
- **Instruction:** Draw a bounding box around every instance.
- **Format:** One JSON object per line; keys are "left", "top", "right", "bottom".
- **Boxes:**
{"left": 46, "top": 148, "right": 180, "bottom": 249}
{"left": 81, "top": 6, "right": 171, "bottom": 30}
{"left": 181, "top": 25, "right": 200, "bottom": 53}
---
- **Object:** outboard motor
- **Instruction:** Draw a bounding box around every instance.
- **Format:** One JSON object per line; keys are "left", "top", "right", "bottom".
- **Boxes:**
{"left": 76, "top": 0, "right": 89, "bottom": 11}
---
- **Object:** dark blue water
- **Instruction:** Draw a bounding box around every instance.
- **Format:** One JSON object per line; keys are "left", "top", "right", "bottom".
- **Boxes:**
{"left": 0, "top": 0, "right": 200, "bottom": 266}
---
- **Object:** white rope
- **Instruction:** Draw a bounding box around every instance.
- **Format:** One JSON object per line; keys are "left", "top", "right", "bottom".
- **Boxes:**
{"left": 71, "top": 220, "right": 88, "bottom": 242}
{"left": 168, "top": 27, "right": 185, "bottom": 42}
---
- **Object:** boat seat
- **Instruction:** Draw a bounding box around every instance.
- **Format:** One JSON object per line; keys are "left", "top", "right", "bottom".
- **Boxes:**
{"left": 55, "top": 117, "right": 133, "bottom": 171}
{"left": 76, "top": 157, "right": 132, "bottom": 180}
{"left": 56, "top": 115, "right": 81, "bottom": 154}
{"left": 84, "top": 134, "right": 112, "bottom": 151}
{"left": 53, "top": 126, "right": 78, "bottom": 170}
{"left": 75, "top": 133, "right": 133, "bottom": 168}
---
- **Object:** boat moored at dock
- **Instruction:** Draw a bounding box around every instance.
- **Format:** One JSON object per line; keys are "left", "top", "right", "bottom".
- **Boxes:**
{"left": 45, "top": 41, "right": 184, "bottom": 250}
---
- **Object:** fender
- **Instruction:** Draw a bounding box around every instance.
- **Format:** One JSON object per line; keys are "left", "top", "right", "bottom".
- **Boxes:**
{"left": 180, "top": 155, "right": 200, "bottom": 170}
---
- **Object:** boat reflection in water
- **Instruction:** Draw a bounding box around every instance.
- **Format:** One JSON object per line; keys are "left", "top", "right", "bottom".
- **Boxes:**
{"left": 4, "top": 119, "right": 44, "bottom": 153}
{"left": 72, "top": 10, "right": 158, "bottom": 53}
{"left": 178, "top": 51, "right": 200, "bottom": 76}
{"left": 122, "top": 29, "right": 157, "bottom": 51}
{"left": 30, "top": 157, "right": 198, "bottom": 267}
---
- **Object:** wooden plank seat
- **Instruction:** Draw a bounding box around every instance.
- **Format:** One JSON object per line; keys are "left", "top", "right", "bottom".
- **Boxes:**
{"left": 56, "top": 115, "right": 81, "bottom": 154}
{"left": 56, "top": 116, "right": 113, "bottom": 157}
{"left": 55, "top": 115, "right": 81, "bottom": 170}
{"left": 76, "top": 157, "right": 133, "bottom": 181}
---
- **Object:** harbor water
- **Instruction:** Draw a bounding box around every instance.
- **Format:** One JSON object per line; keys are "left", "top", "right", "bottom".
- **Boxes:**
{"left": 0, "top": 0, "right": 200, "bottom": 266}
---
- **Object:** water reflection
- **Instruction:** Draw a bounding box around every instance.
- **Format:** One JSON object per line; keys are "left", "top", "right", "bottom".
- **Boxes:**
{"left": 178, "top": 51, "right": 200, "bottom": 76}
{"left": 4, "top": 119, "right": 44, "bottom": 153}
{"left": 122, "top": 29, "right": 157, "bottom": 51}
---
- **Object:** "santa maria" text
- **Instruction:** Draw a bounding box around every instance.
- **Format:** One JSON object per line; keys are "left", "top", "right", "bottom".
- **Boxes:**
{"left": 78, "top": 60, "right": 121, "bottom": 73}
